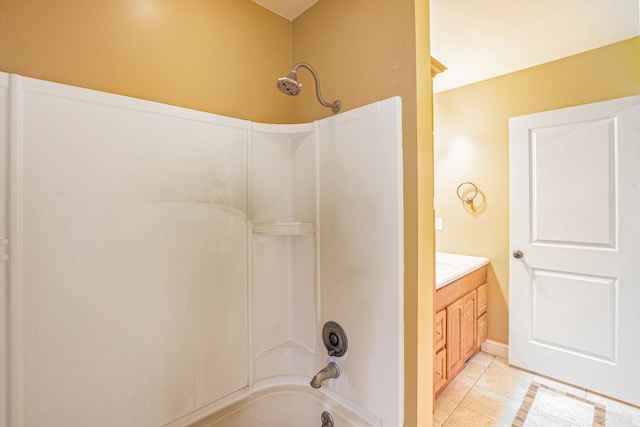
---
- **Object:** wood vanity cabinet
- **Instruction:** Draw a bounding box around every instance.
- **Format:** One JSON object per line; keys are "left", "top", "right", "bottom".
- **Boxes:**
{"left": 434, "top": 266, "right": 488, "bottom": 397}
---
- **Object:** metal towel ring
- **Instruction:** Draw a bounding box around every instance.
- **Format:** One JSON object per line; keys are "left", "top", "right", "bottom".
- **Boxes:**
{"left": 456, "top": 182, "right": 478, "bottom": 204}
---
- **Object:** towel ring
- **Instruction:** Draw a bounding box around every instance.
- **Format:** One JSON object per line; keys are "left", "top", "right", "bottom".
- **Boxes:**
{"left": 456, "top": 182, "right": 478, "bottom": 204}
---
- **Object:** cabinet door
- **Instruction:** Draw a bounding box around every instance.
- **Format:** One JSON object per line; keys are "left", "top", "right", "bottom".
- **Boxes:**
{"left": 477, "top": 312, "right": 489, "bottom": 348}
{"left": 477, "top": 283, "right": 488, "bottom": 315}
{"left": 434, "top": 347, "right": 447, "bottom": 394}
{"left": 446, "top": 298, "right": 465, "bottom": 378}
{"left": 462, "top": 291, "right": 477, "bottom": 362}
{"left": 434, "top": 309, "right": 446, "bottom": 351}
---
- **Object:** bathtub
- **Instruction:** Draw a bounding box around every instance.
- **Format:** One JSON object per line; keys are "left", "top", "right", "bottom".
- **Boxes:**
{"left": 176, "top": 378, "right": 380, "bottom": 427}
{"left": 436, "top": 252, "right": 489, "bottom": 289}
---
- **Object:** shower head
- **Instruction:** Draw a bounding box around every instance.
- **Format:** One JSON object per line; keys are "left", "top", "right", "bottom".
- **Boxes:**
{"left": 276, "top": 72, "right": 302, "bottom": 96}
{"left": 276, "top": 62, "right": 341, "bottom": 113}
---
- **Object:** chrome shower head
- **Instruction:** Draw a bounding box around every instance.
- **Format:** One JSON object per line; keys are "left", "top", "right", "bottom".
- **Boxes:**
{"left": 276, "top": 72, "right": 302, "bottom": 96}
{"left": 276, "top": 62, "right": 341, "bottom": 113}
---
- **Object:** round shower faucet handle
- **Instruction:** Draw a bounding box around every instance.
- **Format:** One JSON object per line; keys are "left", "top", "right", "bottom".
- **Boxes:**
{"left": 322, "top": 321, "right": 348, "bottom": 357}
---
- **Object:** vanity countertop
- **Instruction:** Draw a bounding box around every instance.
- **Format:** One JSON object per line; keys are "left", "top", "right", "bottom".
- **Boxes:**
{"left": 436, "top": 252, "right": 489, "bottom": 290}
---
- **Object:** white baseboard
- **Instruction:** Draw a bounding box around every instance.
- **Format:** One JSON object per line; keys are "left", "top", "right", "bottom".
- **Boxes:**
{"left": 481, "top": 339, "right": 509, "bottom": 359}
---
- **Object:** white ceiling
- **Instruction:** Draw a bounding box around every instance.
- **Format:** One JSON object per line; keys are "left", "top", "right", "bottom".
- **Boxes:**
{"left": 253, "top": 0, "right": 640, "bottom": 93}
{"left": 252, "top": 0, "right": 318, "bottom": 20}
{"left": 431, "top": 0, "right": 640, "bottom": 93}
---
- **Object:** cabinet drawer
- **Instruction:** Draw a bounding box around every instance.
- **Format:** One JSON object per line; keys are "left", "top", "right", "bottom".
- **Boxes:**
{"left": 477, "top": 283, "right": 488, "bottom": 315}
{"left": 477, "top": 312, "right": 488, "bottom": 348}
{"left": 434, "top": 347, "right": 447, "bottom": 394}
{"left": 435, "top": 309, "right": 446, "bottom": 351}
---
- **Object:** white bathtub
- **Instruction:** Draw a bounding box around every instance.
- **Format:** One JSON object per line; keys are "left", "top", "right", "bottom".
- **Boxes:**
{"left": 436, "top": 252, "right": 489, "bottom": 290}
{"left": 180, "top": 379, "right": 380, "bottom": 427}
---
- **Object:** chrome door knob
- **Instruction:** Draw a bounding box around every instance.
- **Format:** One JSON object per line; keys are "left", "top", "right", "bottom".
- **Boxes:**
{"left": 513, "top": 250, "right": 524, "bottom": 259}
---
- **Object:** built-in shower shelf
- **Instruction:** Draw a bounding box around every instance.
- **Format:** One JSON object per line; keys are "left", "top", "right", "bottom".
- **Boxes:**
{"left": 251, "top": 221, "right": 315, "bottom": 236}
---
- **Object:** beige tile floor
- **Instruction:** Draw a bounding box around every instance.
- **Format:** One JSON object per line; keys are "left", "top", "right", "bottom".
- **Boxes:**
{"left": 433, "top": 351, "right": 640, "bottom": 427}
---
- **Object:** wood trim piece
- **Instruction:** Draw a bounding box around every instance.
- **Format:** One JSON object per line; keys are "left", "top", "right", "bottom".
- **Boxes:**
{"left": 430, "top": 57, "right": 447, "bottom": 78}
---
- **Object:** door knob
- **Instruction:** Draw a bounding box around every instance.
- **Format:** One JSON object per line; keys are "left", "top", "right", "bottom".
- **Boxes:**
{"left": 513, "top": 250, "right": 523, "bottom": 259}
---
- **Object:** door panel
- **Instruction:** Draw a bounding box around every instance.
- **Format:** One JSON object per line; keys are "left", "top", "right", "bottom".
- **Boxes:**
{"left": 509, "top": 95, "right": 640, "bottom": 406}
{"left": 446, "top": 298, "right": 464, "bottom": 378}
{"left": 462, "top": 292, "right": 476, "bottom": 361}
{"left": 530, "top": 118, "right": 617, "bottom": 248}
{"left": 530, "top": 269, "right": 616, "bottom": 362}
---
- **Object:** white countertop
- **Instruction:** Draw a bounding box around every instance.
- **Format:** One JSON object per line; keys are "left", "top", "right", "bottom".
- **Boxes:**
{"left": 436, "top": 252, "right": 490, "bottom": 290}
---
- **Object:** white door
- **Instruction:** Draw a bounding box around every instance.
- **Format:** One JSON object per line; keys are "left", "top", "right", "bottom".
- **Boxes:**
{"left": 509, "top": 95, "right": 640, "bottom": 406}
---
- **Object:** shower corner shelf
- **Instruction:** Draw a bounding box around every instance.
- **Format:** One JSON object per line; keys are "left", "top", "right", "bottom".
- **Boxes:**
{"left": 251, "top": 221, "right": 315, "bottom": 236}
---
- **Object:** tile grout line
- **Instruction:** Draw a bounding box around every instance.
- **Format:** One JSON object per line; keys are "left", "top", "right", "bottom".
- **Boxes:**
{"left": 437, "top": 352, "right": 640, "bottom": 427}
{"left": 440, "top": 354, "right": 495, "bottom": 426}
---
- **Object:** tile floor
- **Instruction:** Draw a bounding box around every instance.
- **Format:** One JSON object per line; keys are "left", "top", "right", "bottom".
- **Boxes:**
{"left": 433, "top": 351, "right": 640, "bottom": 427}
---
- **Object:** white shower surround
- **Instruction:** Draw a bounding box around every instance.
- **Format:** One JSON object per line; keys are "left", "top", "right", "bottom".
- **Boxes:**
{"left": 0, "top": 73, "right": 404, "bottom": 427}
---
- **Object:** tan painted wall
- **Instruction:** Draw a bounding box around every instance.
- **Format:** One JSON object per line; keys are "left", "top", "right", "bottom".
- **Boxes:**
{"left": 292, "top": 1, "right": 434, "bottom": 424}
{"left": 1, "top": 0, "right": 435, "bottom": 424}
{"left": 0, "top": 0, "right": 292, "bottom": 123}
{"left": 434, "top": 36, "right": 640, "bottom": 345}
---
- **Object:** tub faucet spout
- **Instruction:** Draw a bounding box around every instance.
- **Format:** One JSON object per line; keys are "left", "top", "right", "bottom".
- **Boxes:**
{"left": 310, "top": 362, "right": 340, "bottom": 389}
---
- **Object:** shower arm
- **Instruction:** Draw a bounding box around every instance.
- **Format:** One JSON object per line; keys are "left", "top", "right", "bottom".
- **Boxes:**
{"left": 291, "top": 62, "right": 342, "bottom": 113}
